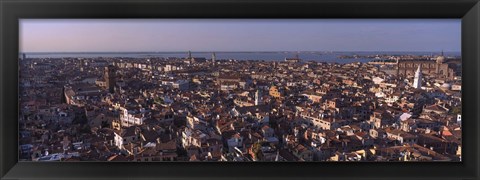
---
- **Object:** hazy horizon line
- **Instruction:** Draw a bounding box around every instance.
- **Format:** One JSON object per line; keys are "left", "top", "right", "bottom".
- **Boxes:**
{"left": 21, "top": 50, "right": 461, "bottom": 53}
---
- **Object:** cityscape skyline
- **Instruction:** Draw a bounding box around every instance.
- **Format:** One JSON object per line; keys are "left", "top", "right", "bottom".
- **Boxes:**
{"left": 18, "top": 19, "right": 462, "bottom": 162}
{"left": 20, "top": 19, "right": 461, "bottom": 52}
{"left": 18, "top": 51, "right": 463, "bottom": 162}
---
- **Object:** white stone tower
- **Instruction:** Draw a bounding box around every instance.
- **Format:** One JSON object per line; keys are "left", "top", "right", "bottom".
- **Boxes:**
{"left": 255, "top": 89, "right": 262, "bottom": 106}
{"left": 412, "top": 65, "right": 422, "bottom": 89}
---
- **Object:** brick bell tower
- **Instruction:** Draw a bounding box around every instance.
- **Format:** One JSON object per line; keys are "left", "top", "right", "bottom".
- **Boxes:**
{"left": 105, "top": 65, "right": 117, "bottom": 93}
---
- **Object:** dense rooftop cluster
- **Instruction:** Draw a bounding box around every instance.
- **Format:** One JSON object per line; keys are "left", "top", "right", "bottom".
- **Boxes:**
{"left": 19, "top": 53, "right": 461, "bottom": 162}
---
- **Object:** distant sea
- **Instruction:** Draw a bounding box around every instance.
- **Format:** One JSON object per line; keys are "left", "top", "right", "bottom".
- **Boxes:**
{"left": 22, "top": 51, "right": 461, "bottom": 64}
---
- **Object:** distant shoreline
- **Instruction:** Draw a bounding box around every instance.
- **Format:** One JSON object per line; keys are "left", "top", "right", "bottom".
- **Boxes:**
{"left": 21, "top": 51, "right": 462, "bottom": 54}
{"left": 20, "top": 51, "right": 461, "bottom": 64}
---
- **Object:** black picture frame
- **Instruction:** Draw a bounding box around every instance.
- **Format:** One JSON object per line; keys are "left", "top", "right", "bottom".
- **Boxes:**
{"left": 1, "top": 0, "right": 479, "bottom": 180}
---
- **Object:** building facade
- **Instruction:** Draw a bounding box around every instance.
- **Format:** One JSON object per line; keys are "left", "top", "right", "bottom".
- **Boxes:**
{"left": 397, "top": 54, "right": 457, "bottom": 80}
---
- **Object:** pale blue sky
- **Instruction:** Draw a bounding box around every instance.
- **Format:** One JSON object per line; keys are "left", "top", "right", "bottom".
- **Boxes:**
{"left": 20, "top": 19, "right": 461, "bottom": 52}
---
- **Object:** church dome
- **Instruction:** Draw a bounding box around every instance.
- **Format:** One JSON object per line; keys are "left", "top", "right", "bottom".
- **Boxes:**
{"left": 436, "top": 55, "right": 445, "bottom": 64}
